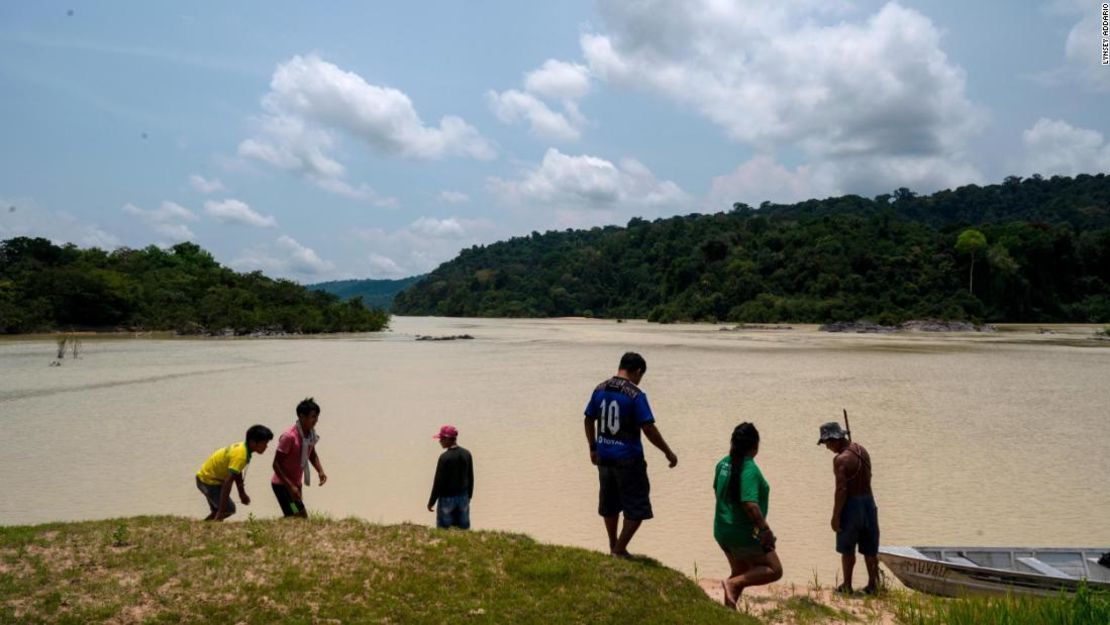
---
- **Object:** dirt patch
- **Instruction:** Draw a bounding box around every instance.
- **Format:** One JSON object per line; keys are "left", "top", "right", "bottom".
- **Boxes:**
{"left": 699, "top": 578, "right": 898, "bottom": 624}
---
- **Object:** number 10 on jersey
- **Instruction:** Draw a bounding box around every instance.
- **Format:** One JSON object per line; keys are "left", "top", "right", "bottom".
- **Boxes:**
{"left": 598, "top": 399, "right": 621, "bottom": 435}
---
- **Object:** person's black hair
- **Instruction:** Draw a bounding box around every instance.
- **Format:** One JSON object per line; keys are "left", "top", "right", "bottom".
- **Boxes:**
{"left": 246, "top": 424, "right": 274, "bottom": 443}
{"left": 619, "top": 352, "right": 647, "bottom": 374}
{"left": 296, "top": 397, "right": 321, "bottom": 417}
{"left": 727, "top": 422, "right": 760, "bottom": 503}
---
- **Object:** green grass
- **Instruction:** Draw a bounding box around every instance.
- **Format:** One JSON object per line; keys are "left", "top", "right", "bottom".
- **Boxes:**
{"left": 0, "top": 516, "right": 757, "bottom": 625}
{"left": 892, "top": 583, "right": 1110, "bottom": 625}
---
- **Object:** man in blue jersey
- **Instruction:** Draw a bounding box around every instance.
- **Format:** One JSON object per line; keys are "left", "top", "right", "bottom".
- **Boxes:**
{"left": 584, "top": 352, "right": 679, "bottom": 557}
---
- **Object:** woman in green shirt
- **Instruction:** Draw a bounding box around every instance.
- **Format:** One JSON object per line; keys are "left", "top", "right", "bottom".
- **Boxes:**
{"left": 713, "top": 422, "right": 783, "bottom": 608}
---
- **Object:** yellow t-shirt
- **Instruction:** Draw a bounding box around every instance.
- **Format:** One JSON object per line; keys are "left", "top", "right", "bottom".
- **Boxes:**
{"left": 196, "top": 441, "right": 251, "bottom": 486}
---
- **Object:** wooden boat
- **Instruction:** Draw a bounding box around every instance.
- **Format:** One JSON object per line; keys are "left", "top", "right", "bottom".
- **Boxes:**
{"left": 878, "top": 546, "right": 1110, "bottom": 597}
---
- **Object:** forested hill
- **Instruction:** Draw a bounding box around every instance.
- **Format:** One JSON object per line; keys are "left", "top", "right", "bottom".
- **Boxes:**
{"left": 393, "top": 174, "right": 1110, "bottom": 323}
{"left": 309, "top": 276, "right": 422, "bottom": 310}
{"left": 0, "top": 239, "right": 389, "bottom": 334}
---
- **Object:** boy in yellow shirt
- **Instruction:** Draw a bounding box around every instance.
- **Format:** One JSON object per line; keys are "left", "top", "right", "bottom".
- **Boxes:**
{"left": 196, "top": 425, "right": 274, "bottom": 521}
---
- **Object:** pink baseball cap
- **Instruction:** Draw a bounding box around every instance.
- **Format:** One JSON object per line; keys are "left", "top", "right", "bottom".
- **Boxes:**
{"left": 433, "top": 425, "right": 459, "bottom": 439}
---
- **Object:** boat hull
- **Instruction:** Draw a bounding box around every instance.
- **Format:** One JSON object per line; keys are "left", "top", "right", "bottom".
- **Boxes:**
{"left": 879, "top": 546, "right": 1110, "bottom": 597}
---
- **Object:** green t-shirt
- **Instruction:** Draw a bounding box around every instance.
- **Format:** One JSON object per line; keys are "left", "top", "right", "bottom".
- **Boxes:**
{"left": 713, "top": 455, "right": 770, "bottom": 547}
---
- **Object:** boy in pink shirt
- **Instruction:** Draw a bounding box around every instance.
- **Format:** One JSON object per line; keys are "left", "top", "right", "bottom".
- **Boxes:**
{"left": 271, "top": 397, "right": 328, "bottom": 518}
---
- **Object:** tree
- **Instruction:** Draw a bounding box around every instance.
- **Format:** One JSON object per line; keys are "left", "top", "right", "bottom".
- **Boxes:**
{"left": 955, "top": 228, "right": 987, "bottom": 294}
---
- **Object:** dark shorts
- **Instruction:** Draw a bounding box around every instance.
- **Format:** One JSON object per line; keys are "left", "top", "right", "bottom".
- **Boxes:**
{"left": 436, "top": 494, "right": 471, "bottom": 530}
{"left": 837, "top": 495, "right": 879, "bottom": 556}
{"left": 271, "top": 482, "right": 307, "bottom": 517}
{"left": 598, "top": 458, "right": 653, "bottom": 521}
{"left": 718, "top": 541, "right": 766, "bottom": 560}
{"left": 196, "top": 476, "right": 236, "bottom": 516}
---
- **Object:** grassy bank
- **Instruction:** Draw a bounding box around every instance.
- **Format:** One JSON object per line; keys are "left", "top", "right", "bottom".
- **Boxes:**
{"left": 0, "top": 516, "right": 754, "bottom": 625}
{"left": 4, "top": 516, "right": 1109, "bottom": 624}
{"left": 892, "top": 583, "right": 1110, "bottom": 625}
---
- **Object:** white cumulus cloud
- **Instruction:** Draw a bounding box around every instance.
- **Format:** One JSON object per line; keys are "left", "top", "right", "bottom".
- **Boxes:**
{"left": 487, "top": 89, "right": 582, "bottom": 142}
{"left": 1, "top": 197, "right": 121, "bottom": 249}
{"left": 523, "top": 59, "right": 591, "bottom": 100}
{"left": 122, "top": 201, "right": 197, "bottom": 242}
{"left": 489, "top": 148, "right": 688, "bottom": 227}
{"left": 489, "top": 59, "right": 591, "bottom": 142}
{"left": 240, "top": 53, "right": 494, "bottom": 170}
{"left": 203, "top": 198, "right": 277, "bottom": 228}
{"left": 1060, "top": 2, "right": 1110, "bottom": 92}
{"left": 352, "top": 217, "right": 498, "bottom": 278}
{"left": 232, "top": 235, "right": 335, "bottom": 279}
{"left": 437, "top": 190, "right": 470, "bottom": 204}
{"left": 581, "top": 0, "right": 984, "bottom": 195}
{"left": 188, "top": 174, "right": 226, "bottom": 194}
{"left": 1022, "top": 118, "right": 1110, "bottom": 176}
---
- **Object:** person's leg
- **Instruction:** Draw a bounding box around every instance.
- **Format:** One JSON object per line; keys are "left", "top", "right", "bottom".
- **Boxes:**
{"left": 272, "top": 482, "right": 294, "bottom": 517}
{"left": 454, "top": 495, "right": 471, "bottom": 530}
{"left": 720, "top": 547, "right": 752, "bottom": 607}
{"left": 198, "top": 478, "right": 219, "bottom": 520}
{"left": 603, "top": 516, "right": 620, "bottom": 552}
{"left": 436, "top": 497, "right": 454, "bottom": 529}
{"left": 863, "top": 555, "right": 880, "bottom": 592}
{"left": 859, "top": 499, "right": 881, "bottom": 592}
{"left": 836, "top": 498, "right": 862, "bottom": 592}
{"left": 598, "top": 465, "right": 622, "bottom": 552}
{"left": 840, "top": 553, "right": 856, "bottom": 592}
{"left": 216, "top": 498, "right": 236, "bottom": 520}
{"left": 612, "top": 460, "right": 652, "bottom": 555}
{"left": 613, "top": 519, "right": 642, "bottom": 556}
{"left": 727, "top": 551, "right": 783, "bottom": 592}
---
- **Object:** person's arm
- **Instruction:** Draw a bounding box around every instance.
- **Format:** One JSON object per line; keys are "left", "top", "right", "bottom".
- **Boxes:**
{"left": 467, "top": 452, "right": 474, "bottom": 501}
{"left": 642, "top": 423, "right": 678, "bottom": 468}
{"left": 427, "top": 456, "right": 443, "bottom": 511}
{"left": 234, "top": 472, "right": 250, "bottom": 505}
{"left": 742, "top": 502, "right": 775, "bottom": 550}
{"left": 309, "top": 448, "right": 327, "bottom": 486}
{"left": 583, "top": 417, "right": 598, "bottom": 465}
{"left": 273, "top": 451, "right": 301, "bottom": 501}
{"left": 831, "top": 453, "right": 850, "bottom": 532}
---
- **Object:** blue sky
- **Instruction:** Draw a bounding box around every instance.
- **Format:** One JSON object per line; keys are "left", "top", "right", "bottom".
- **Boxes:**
{"left": 2, "top": 1, "right": 1108, "bottom": 281}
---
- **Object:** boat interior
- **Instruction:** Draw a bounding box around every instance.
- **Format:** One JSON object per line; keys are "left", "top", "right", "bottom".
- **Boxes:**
{"left": 913, "top": 547, "right": 1110, "bottom": 583}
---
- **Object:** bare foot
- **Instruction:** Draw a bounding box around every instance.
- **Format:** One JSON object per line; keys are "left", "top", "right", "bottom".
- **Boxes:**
{"left": 720, "top": 580, "right": 738, "bottom": 609}
{"left": 610, "top": 550, "right": 632, "bottom": 559}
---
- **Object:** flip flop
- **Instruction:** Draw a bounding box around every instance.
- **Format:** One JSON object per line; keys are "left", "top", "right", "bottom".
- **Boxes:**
{"left": 721, "top": 580, "right": 738, "bottom": 609}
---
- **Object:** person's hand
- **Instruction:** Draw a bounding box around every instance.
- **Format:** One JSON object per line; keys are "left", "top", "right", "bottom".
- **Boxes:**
{"left": 240, "top": 493, "right": 251, "bottom": 506}
{"left": 759, "top": 527, "right": 776, "bottom": 551}
{"left": 289, "top": 485, "right": 302, "bottom": 501}
{"left": 590, "top": 450, "right": 598, "bottom": 466}
{"left": 427, "top": 505, "right": 435, "bottom": 512}
{"left": 318, "top": 472, "right": 328, "bottom": 486}
{"left": 831, "top": 516, "right": 840, "bottom": 532}
{"left": 665, "top": 451, "right": 678, "bottom": 468}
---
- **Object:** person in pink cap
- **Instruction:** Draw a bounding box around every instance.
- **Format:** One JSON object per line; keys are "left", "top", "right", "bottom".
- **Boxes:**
{"left": 427, "top": 425, "right": 474, "bottom": 529}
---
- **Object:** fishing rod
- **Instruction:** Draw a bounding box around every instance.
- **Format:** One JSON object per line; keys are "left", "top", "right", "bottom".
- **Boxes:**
{"left": 842, "top": 408, "right": 852, "bottom": 442}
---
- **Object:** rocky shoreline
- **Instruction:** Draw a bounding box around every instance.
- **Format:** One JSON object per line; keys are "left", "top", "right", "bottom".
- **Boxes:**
{"left": 819, "top": 319, "right": 997, "bottom": 333}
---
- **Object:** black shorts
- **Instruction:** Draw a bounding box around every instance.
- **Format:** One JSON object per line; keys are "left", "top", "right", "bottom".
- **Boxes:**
{"left": 837, "top": 495, "right": 879, "bottom": 556}
{"left": 598, "top": 458, "right": 653, "bottom": 520}
{"left": 271, "top": 482, "right": 307, "bottom": 517}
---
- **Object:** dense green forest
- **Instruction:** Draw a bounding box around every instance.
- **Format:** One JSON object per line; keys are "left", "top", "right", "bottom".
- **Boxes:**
{"left": 0, "top": 239, "right": 389, "bottom": 334}
{"left": 394, "top": 174, "right": 1110, "bottom": 323}
{"left": 309, "top": 276, "right": 422, "bottom": 310}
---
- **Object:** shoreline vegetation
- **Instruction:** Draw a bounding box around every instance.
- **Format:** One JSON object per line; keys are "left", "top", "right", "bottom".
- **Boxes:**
{"left": 2, "top": 517, "right": 1107, "bottom": 625}
{"left": 394, "top": 174, "right": 1110, "bottom": 324}
{"left": 0, "top": 239, "right": 389, "bottom": 336}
